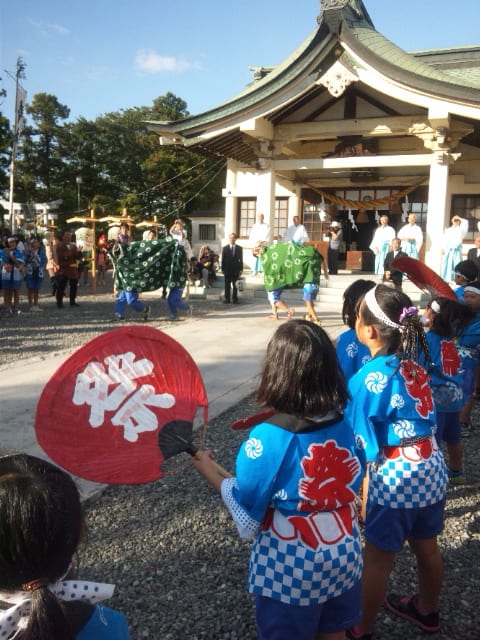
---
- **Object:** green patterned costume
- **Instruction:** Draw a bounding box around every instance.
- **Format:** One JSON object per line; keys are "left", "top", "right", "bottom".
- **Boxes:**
{"left": 110, "top": 238, "right": 187, "bottom": 293}
{"left": 260, "top": 242, "right": 323, "bottom": 291}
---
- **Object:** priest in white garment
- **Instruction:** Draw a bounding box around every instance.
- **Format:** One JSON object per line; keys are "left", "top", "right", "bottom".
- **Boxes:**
{"left": 441, "top": 214, "right": 468, "bottom": 281}
{"left": 398, "top": 213, "right": 423, "bottom": 259}
{"left": 369, "top": 214, "right": 395, "bottom": 275}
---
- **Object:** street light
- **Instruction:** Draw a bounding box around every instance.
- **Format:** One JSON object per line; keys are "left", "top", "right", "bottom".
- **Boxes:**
{"left": 76, "top": 176, "right": 82, "bottom": 213}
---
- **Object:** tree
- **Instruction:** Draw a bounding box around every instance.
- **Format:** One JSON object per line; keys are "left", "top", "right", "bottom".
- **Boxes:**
{"left": 16, "top": 93, "right": 70, "bottom": 202}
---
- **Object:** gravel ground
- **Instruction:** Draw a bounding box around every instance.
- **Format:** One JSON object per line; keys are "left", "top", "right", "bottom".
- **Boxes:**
{"left": 1, "top": 278, "right": 479, "bottom": 639}
{"left": 0, "top": 275, "right": 227, "bottom": 367}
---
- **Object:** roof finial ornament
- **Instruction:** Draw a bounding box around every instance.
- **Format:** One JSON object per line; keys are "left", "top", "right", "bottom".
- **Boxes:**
{"left": 318, "top": 0, "right": 372, "bottom": 30}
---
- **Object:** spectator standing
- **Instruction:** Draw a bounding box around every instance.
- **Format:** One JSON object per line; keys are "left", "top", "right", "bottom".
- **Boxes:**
{"left": 369, "top": 214, "right": 395, "bottom": 275}
{"left": 24, "top": 236, "right": 46, "bottom": 310}
{"left": 44, "top": 233, "right": 59, "bottom": 296}
{"left": 327, "top": 221, "right": 343, "bottom": 275}
{"left": 96, "top": 246, "right": 108, "bottom": 285}
{"left": 467, "top": 235, "right": 480, "bottom": 270}
{"left": 55, "top": 231, "right": 80, "bottom": 308}
{"left": 170, "top": 218, "right": 193, "bottom": 259}
{"left": 383, "top": 238, "right": 407, "bottom": 289}
{"left": 398, "top": 213, "right": 423, "bottom": 258}
{"left": 1, "top": 236, "right": 25, "bottom": 315}
{"left": 221, "top": 233, "right": 243, "bottom": 304}
{"left": 117, "top": 223, "right": 132, "bottom": 245}
{"left": 282, "top": 215, "right": 309, "bottom": 244}
{"left": 441, "top": 215, "right": 468, "bottom": 281}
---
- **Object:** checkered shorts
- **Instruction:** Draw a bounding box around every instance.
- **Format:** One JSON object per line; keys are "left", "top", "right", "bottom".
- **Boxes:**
{"left": 370, "top": 446, "right": 448, "bottom": 508}
{"left": 248, "top": 526, "right": 362, "bottom": 606}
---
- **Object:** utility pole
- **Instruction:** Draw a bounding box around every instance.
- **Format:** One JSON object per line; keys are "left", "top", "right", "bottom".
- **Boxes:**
{"left": 76, "top": 176, "right": 82, "bottom": 213}
{"left": 7, "top": 58, "right": 27, "bottom": 235}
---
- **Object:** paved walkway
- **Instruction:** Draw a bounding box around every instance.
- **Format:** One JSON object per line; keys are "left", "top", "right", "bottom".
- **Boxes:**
{"left": 0, "top": 297, "right": 344, "bottom": 498}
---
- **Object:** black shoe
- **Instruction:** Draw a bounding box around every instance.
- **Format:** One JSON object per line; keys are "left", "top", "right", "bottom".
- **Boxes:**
{"left": 232, "top": 299, "right": 239, "bottom": 304}
{"left": 384, "top": 594, "right": 440, "bottom": 633}
{"left": 70, "top": 302, "right": 80, "bottom": 307}
{"left": 143, "top": 305, "right": 151, "bottom": 321}
{"left": 223, "top": 299, "right": 230, "bottom": 304}
{"left": 57, "top": 303, "right": 63, "bottom": 309}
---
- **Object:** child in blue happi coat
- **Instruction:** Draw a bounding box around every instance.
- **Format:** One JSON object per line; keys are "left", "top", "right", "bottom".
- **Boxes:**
{"left": 345, "top": 284, "right": 448, "bottom": 639}
{"left": 192, "top": 320, "right": 365, "bottom": 640}
{"left": 336, "top": 279, "right": 376, "bottom": 382}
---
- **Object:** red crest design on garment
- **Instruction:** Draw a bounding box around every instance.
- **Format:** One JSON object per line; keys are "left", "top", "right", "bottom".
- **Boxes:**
{"left": 35, "top": 326, "right": 208, "bottom": 484}
{"left": 280, "top": 441, "right": 361, "bottom": 549}
{"left": 440, "top": 340, "right": 461, "bottom": 376}
{"left": 399, "top": 360, "right": 434, "bottom": 418}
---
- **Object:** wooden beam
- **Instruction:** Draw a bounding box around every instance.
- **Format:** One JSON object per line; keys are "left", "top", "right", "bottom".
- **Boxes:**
{"left": 274, "top": 116, "right": 431, "bottom": 142}
{"left": 240, "top": 117, "right": 274, "bottom": 140}
{"left": 274, "top": 154, "right": 434, "bottom": 171}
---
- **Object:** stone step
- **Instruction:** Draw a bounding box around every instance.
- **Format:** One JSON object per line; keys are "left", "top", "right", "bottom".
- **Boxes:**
{"left": 185, "top": 271, "right": 430, "bottom": 305}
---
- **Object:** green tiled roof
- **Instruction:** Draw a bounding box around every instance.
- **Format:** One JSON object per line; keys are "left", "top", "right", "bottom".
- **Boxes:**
{"left": 344, "top": 23, "right": 480, "bottom": 97}
{"left": 146, "top": 1, "right": 480, "bottom": 140}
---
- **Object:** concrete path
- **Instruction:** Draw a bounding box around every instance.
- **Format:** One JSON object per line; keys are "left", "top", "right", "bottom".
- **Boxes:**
{"left": 0, "top": 297, "right": 344, "bottom": 498}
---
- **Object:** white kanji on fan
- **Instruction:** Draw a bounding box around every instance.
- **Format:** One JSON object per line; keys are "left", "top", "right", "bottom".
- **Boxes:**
{"left": 73, "top": 352, "right": 175, "bottom": 442}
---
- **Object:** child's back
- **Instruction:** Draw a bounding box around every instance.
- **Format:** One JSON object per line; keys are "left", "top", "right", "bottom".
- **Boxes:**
{"left": 0, "top": 454, "right": 130, "bottom": 640}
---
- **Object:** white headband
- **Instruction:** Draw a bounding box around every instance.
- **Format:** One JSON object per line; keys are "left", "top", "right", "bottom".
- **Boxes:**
{"left": 364, "top": 287, "right": 401, "bottom": 329}
{"left": 464, "top": 285, "right": 480, "bottom": 295}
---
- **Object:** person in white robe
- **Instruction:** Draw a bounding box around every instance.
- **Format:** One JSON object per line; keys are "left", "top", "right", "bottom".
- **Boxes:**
{"left": 369, "top": 214, "right": 395, "bottom": 275}
{"left": 398, "top": 213, "right": 423, "bottom": 259}
{"left": 441, "top": 215, "right": 468, "bottom": 281}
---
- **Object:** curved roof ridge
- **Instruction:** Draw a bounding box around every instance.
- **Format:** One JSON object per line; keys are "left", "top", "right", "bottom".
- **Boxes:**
{"left": 151, "top": 24, "right": 326, "bottom": 131}
{"left": 343, "top": 21, "right": 480, "bottom": 96}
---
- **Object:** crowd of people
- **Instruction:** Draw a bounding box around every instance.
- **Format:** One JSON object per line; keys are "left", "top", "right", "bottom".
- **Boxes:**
{"left": 1, "top": 212, "right": 480, "bottom": 639}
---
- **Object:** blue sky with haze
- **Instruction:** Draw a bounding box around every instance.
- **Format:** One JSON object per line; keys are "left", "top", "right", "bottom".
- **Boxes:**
{"left": 1, "top": 0, "right": 478, "bottom": 124}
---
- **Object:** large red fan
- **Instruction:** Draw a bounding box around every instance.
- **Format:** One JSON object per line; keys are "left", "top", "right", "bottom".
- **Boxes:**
{"left": 391, "top": 256, "right": 456, "bottom": 300}
{"left": 35, "top": 326, "right": 208, "bottom": 484}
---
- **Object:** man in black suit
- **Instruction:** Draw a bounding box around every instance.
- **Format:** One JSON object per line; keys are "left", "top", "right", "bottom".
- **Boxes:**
{"left": 383, "top": 237, "right": 408, "bottom": 289}
{"left": 221, "top": 232, "right": 243, "bottom": 303}
{"left": 467, "top": 236, "right": 480, "bottom": 270}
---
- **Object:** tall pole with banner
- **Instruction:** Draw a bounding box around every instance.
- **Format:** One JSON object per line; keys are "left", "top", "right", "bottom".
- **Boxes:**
{"left": 7, "top": 58, "right": 27, "bottom": 235}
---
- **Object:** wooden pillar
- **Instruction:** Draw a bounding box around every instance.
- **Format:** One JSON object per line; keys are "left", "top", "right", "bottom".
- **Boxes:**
{"left": 425, "top": 151, "right": 450, "bottom": 272}
{"left": 223, "top": 160, "right": 237, "bottom": 241}
{"left": 90, "top": 208, "right": 97, "bottom": 294}
{"left": 256, "top": 168, "right": 276, "bottom": 244}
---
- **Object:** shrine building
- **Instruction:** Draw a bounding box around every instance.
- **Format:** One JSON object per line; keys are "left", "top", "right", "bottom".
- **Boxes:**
{"left": 146, "top": 0, "right": 480, "bottom": 273}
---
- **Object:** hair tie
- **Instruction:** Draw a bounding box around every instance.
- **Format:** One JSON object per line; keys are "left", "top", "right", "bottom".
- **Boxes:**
{"left": 21, "top": 578, "right": 48, "bottom": 592}
{"left": 364, "top": 287, "right": 401, "bottom": 329}
{"left": 399, "top": 306, "right": 418, "bottom": 324}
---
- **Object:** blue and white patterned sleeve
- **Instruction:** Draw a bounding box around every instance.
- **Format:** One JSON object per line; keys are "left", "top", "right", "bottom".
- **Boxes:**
{"left": 220, "top": 424, "right": 289, "bottom": 538}
{"left": 221, "top": 478, "right": 261, "bottom": 539}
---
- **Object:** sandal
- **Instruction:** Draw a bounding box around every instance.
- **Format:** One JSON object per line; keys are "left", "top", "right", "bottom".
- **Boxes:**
{"left": 268, "top": 314, "right": 279, "bottom": 320}
{"left": 287, "top": 308, "right": 295, "bottom": 319}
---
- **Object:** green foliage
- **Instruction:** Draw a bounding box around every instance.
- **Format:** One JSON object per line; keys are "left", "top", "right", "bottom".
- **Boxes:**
{"left": 9, "top": 90, "right": 225, "bottom": 231}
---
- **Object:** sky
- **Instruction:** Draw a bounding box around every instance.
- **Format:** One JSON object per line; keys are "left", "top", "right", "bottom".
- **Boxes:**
{"left": 1, "top": 0, "right": 479, "bottom": 125}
